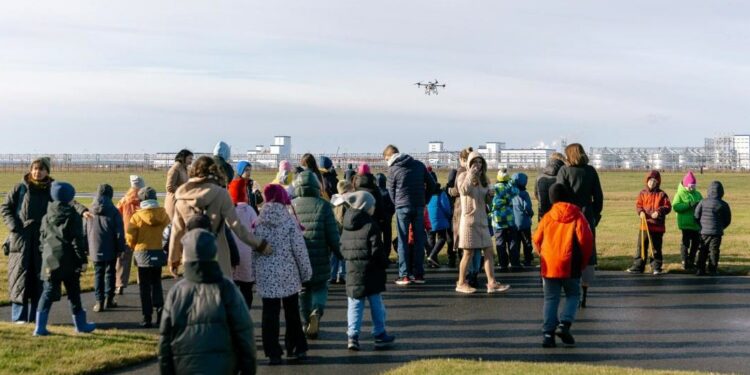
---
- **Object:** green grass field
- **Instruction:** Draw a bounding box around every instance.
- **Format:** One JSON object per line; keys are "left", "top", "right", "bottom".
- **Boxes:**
{"left": 0, "top": 169, "right": 747, "bottom": 306}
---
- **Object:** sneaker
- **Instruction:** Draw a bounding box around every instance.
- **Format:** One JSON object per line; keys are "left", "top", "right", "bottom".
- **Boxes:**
{"left": 348, "top": 336, "right": 360, "bottom": 351}
{"left": 427, "top": 258, "right": 441, "bottom": 268}
{"left": 115, "top": 287, "right": 124, "bottom": 295}
{"left": 374, "top": 332, "right": 396, "bottom": 349}
{"left": 542, "top": 332, "right": 556, "bottom": 348}
{"left": 487, "top": 283, "right": 511, "bottom": 294}
{"left": 93, "top": 302, "right": 103, "bottom": 313}
{"left": 140, "top": 319, "right": 153, "bottom": 329}
{"left": 306, "top": 314, "right": 320, "bottom": 340}
{"left": 653, "top": 269, "right": 664, "bottom": 275}
{"left": 412, "top": 276, "right": 426, "bottom": 284}
{"left": 395, "top": 277, "right": 411, "bottom": 286}
{"left": 555, "top": 322, "right": 576, "bottom": 347}
{"left": 269, "top": 356, "right": 283, "bottom": 366}
{"left": 626, "top": 267, "right": 643, "bottom": 274}
{"left": 455, "top": 283, "right": 476, "bottom": 294}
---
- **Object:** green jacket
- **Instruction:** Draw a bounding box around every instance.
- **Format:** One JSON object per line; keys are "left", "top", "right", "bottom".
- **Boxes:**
{"left": 292, "top": 171, "right": 342, "bottom": 288}
{"left": 672, "top": 183, "right": 702, "bottom": 231}
{"left": 39, "top": 201, "right": 88, "bottom": 282}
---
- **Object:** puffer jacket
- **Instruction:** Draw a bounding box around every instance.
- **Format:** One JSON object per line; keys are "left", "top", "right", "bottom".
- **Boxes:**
{"left": 491, "top": 179, "right": 517, "bottom": 230}
{"left": 556, "top": 164, "right": 604, "bottom": 227}
{"left": 159, "top": 260, "right": 256, "bottom": 375}
{"left": 340, "top": 208, "right": 388, "bottom": 299}
{"left": 354, "top": 173, "right": 386, "bottom": 224}
{"left": 387, "top": 154, "right": 436, "bottom": 209}
{"left": 535, "top": 159, "right": 564, "bottom": 219}
{"left": 427, "top": 190, "right": 452, "bottom": 232}
{"left": 636, "top": 171, "right": 672, "bottom": 233}
{"left": 511, "top": 173, "right": 534, "bottom": 230}
{"left": 672, "top": 183, "right": 703, "bottom": 231}
{"left": 127, "top": 206, "right": 170, "bottom": 267}
{"left": 292, "top": 171, "right": 341, "bottom": 288}
{"left": 39, "top": 202, "right": 88, "bottom": 282}
{"left": 694, "top": 181, "right": 732, "bottom": 236}
{"left": 231, "top": 203, "right": 258, "bottom": 283}
{"left": 532, "top": 202, "right": 593, "bottom": 279}
{"left": 251, "top": 202, "right": 312, "bottom": 299}
{"left": 86, "top": 188, "right": 126, "bottom": 263}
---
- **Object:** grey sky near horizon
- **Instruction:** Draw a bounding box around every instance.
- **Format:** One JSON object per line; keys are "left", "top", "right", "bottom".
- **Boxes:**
{"left": 1, "top": 1, "right": 748, "bottom": 154}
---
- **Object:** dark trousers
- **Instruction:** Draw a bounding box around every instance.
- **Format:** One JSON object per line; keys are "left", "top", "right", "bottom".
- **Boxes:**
{"left": 517, "top": 228, "right": 534, "bottom": 266}
{"left": 446, "top": 222, "right": 456, "bottom": 262}
{"left": 427, "top": 229, "right": 448, "bottom": 261}
{"left": 262, "top": 294, "right": 308, "bottom": 358}
{"left": 380, "top": 217, "right": 393, "bottom": 258}
{"left": 37, "top": 274, "right": 83, "bottom": 315}
{"left": 495, "top": 227, "right": 520, "bottom": 269}
{"left": 234, "top": 280, "right": 254, "bottom": 310}
{"left": 680, "top": 230, "right": 701, "bottom": 267}
{"left": 697, "top": 235, "right": 722, "bottom": 273}
{"left": 632, "top": 231, "right": 664, "bottom": 271}
{"left": 137, "top": 267, "right": 163, "bottom": 318}
{"left": 94, "top": 260, "right": 117, "bottom": 303}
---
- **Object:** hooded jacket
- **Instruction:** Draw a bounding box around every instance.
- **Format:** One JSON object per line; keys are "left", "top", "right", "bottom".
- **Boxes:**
{"left": 535, "top": 159, "right": 564, "bottom": 219}
{"left": 86, "top": 185, "right": 126, "bottom": 263}
{"left": 511, "top": 173, "right": 534, "bottom": 230}
{"left": 427, "top": 188, "right": 452, "bottom": 232}
{"left": 354, "top": 173, "right": 387, "bottom": 224}
{"left": 231, "top": 203, "right": 258, "bottom": 283}
{"left": 636, "top": 171, "right": 672, "bottom": 233}
{"left": 694, "top": 181, "right": 731, "bottom": 236}
{"left": 117, "top": 188, "right": 141, "bottom": 233}
{"left": 159, "top": 258, "right": 256, "bottom": 375}
{"left": 672, "top": 183, "right": 703, "bottom": 231}
{"left": 39, "top": 201, "right": 88, "bottom": 282}
{"left": 291, "top": 171, "right": 342, "bottom": 288}
{"left": 128, "top": 205, "right": 170, "bottom": 267}
{"left": 457, "top": 152, "right": 493, "bottom": 250}
{"left": 491, "top": 174, "right": 518, "bottom": 230}
{"left": 533, "top": 202, "right": 593, "bottom": 279}
{"left": 165, "top": 161, "right": 189, "bottom": 219}
{"left": 387, "top": 154, "right": 436, "bottom": 209}
{"left": 251, "top": 202, "right": 312, "bottom": 299}
{"left": 213, "top": 141, "right": 234, "bottom": 185}
{"left": 340, "top": 208, "right": 388, "bottom": 299}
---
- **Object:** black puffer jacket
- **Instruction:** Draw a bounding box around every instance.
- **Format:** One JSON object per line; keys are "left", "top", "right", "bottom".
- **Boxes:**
{"left": 375, "top": 173, "right": 395, "bottom": 220}
{"left": 387, "top": 154, "right": 436, "bottom": 209}
{"left": 86, "top": 185, "right": 126, "bottom": 263}
{"left": 354, "top": 173, "right": 386, "bottom": 223}
{"left": 556, "top": 164, "right": 604, "bottom": 227}
{"left": 536, "top": 159, "right": 564, "bottom": 219}
{"left": 694, "top": 181, "right": 731, "bottom": 236}
{"left": 159, "top": 261, "right": 256, "bottom": 375}
{"left": 340, "top": 209, "right": 388, "bottom": 299}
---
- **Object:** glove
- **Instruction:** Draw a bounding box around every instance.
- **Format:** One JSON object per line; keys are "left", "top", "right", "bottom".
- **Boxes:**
{"left": 639, "top": 211, "right": 647, "bottom": 220}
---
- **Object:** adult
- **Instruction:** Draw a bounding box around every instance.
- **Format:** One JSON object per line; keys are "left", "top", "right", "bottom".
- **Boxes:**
{"left": 319, "top": 156, "right": 339, "bottom": 200}
{"left": 213, "top": 141, "right": 234, "bottom": 187}
{"left": 383, "top": 145, "right": 436, "bottom": 285}
{"left": 555, "top": 143, "right": 603, "bottom": 308}
{"left": 535, "top": 152, "right": 566, "bottom": 221}
{"left": 300, "top": 153, "right": 326, "bottom": 199}
{"left": 447, "top": 148, "right": 477, "bottom": 271}
{"left": 115, "top": 175, "right": 144, "bottom": 295}
{"left": 165, "top": 149, "right": 193, "bottom": 220}
{"left": 375, "top": 173, "right": 395, "bottom": 256}
{"left": 1, "top": 158, "right": 90, "bottom": 323}
{"left": 169, "top": 156, "right": 270, "bottom": 277}
{"left": 344, "top": 164, "right": 356, "bottom": 183}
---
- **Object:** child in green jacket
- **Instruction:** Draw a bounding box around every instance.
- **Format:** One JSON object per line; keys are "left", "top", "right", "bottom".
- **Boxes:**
{"left": 672, "top": 171, "right": 702, "bottom": 270}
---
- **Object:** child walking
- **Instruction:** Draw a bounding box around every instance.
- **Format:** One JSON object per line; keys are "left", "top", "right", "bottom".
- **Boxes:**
{"left": 126, "top": 187, "right": 170, "bottom": 328}
{"left": 491, "top": 169, "right": 519, "bottom": 271}
{"left": 533, "top": 183, "right": 593, "bottom": 348}
{"left": 86, "top": 184, "right": 126, "bottom": 312}
{"left": 34, "top": 182, "right": 95, "bottom": 336}
{"left": 694, "top": 181, "right": 732, "bottom": 276}
{"left": 340, "top": 191, "right": 395, "bottom": 351}
{"left": 672, "top": 171, "right": 703, "bottom": 270}
{"left": 628, "top": 171, "right": 671, "bottom": 275}
{"left": 511, "top": 173, "right": 535, "bottom": 267}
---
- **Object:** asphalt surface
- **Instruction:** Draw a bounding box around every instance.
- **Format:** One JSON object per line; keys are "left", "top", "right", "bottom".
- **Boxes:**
{"left": 4, "top": 269, "right": 749, "bottom": 375}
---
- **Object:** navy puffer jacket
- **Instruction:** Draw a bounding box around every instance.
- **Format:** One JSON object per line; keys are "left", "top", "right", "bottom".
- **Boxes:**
{"left": 387, "top": 154, "right": 436, "bottom": 209}
{"left": 694, "top": 181, "right": 731, "bottom": 236}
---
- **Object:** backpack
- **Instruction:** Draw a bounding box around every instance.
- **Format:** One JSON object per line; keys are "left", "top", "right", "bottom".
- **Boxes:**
{"left": 3, "top": 184, "right": 27, "bottom": 256}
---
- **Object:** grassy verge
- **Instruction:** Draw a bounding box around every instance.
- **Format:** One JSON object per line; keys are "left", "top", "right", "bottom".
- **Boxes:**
{"left": 386, "top": 359, "right": 714, "bottom": 375}
{"left": 0, "top": 322, "right": 157, "bottom": 375}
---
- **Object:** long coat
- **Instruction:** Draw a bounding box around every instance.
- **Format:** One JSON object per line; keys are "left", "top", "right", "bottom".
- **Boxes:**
{"left": 165, "top": 161, "right": 189, "bottom": 219}
{"left": 457, "top": 153, "right": 493, "bottom": 250}
{"left": 340, "top": 208, "right": 388, "bottom": 299}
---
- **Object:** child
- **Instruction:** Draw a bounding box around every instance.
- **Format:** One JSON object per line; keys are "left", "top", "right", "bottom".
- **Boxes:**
{"left": 532, "top": 183, "right": 593, "bottom": 348}
{"left": 491, "top": 168, "right": 519, "bottom": 271}
{"left": 86, "top": 184, "right": 126, "bottom": 312}
{"left": 115, "top": 175, "right": 144, "bottom": 295}
{"left": 628, "top": 170, "right": 671, "bottom": 275}
{"left": 340, "top": 191, "right": 395, "bottom": 351}
{"left": 159, "top": 229, "right": 257, "bottom": 374}
{"left": 511, "top": 173, "right": 535, "bottom": 267}
{"left": 330, "top": 180, "right": 353, "bottom": 284}
{"left": 694, "top": 181, "right": 732, "bottom": 276}
{"left": 34, "top": 182, "right": 95, "bottom": 336}
{"left": 228, "top": 175, "right": 258, "bottom": 309}
{"left": 126, "top": 187, "right": 170, "bottom": 328}
{"left": 672, "top": 171, "right": 703, "bottom": 270}
{"left": 426, "top": 183, "right": 452, "bottom": 268}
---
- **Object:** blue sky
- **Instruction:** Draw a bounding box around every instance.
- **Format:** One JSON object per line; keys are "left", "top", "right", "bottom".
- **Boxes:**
{"left": 1, "top": 1, "right": 748, "bottom": 154}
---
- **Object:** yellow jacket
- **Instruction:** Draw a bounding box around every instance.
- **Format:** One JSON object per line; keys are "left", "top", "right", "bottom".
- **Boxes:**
{"left": 126, "top": 207, "right": 170, "bottom": 251}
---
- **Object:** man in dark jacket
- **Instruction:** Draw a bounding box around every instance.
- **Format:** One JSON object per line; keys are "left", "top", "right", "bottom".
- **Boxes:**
{"left": 383, "top": 145, "right": 437, "bottom": 285}
{"left": 159, "top": 229, "right": 256, "bottom": 375}
{"left": 86, "top": 184, "right": 126, "bottom": 312}
{"left": 536, "top": 154, "right": 565, "bottom": 220}
{"left": 694, "top": 181, "right": 732, "bottom": 276}
{"left": 340, "top": 191, "right": 395, "bottom": 351}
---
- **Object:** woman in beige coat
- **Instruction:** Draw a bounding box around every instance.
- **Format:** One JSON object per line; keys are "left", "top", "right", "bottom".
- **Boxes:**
{"left": 168, "top": 156, "right": 270, "bottom": 277}
{"left": 455, "top": 152, "right": 510, "bottom": 294}
{"left": 165, "top": 149, "right": 193, "bottom": 220}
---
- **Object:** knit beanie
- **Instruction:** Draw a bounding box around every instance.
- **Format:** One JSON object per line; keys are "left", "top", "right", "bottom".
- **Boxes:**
{"left": 182, "top": 229, "right": 218, "bottom": 263}
{"left": 549, "top": 183, "right": 572, "bottom": 204}
{"left": 344, "top": 191, "right": 376, "bottom": 214}
{"left": 50, "top": 182, "right": 75, "bottom": 204}
{"left": 320, "top": 156, "right": 334, "bottom": 170}
{"left": 228, "top": 178, "right": 248, "bottom": 205}
{"left": 264, "top": 184, "right": 290, "bottom": 205}
{"left": 357, "top": 163, "right": 371, "bottom": 176}
{"left": 496, "top": 168, "right": 510, "bottom": 183}
{"left": 236, "top": 160, "right": 251, "bottom": 178}
{"left": 682, "top": 171, "right": 697, "bottom": 188}
{"left": 96, "top": 184, "right": 113, "bottom": 199}
{"left": 279, "top": 160, "right": 292, "bottom": 172}
{"left": 31, "top": 157, "right": 51, "bottom": 173}
{"left": 138, "top": 186, "right": 157, "bottom": 201}
{"left": 130, "top": 175, "right": 145, "bottom": 189}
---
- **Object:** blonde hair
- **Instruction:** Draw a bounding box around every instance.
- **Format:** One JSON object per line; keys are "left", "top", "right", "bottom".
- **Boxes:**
{"left": 382, "top": 145, "right": 399, "bottom": 158}
{"left": 564, "top": 143, "right": 589, "bottom": 166}
{"left": 550, "top": 152, "right": 566, "bottom": 163}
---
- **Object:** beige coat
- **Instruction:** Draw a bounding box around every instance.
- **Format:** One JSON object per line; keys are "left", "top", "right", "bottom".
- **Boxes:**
{"left": 169, "top": 177, "right": 263, "bottom": 275}
{"left": 165, "top": 161, "right": 189, "bottom": 219}
{"left": 457, "top": 152, "right": 493, "bottom": 250}
{"left": 448, "top": 166, "right": 466, "bottom": 247}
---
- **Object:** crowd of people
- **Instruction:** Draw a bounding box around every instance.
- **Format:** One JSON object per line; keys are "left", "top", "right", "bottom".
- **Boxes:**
{"left": 0, "top": 141, "right": 733, "bottom": 372}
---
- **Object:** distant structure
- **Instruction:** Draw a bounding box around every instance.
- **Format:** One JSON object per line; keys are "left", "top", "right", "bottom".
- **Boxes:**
{"left": 246, "top": 135, "right": 292, "bottom": 168}
{"left": 427, "top": 140, "right": 553, "bottom": 170}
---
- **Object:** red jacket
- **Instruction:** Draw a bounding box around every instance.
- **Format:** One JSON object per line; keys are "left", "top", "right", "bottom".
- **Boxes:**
{"left": 533, "top": 202, "right": 593, "bottom": 279}
{"left": 636, "top": 171, "right": 671, "bottom": 233}
{"left": 408, "top": 208, "right": 431, "bottom": 246}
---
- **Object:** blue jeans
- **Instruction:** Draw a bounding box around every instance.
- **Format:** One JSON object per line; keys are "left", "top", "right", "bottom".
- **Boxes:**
{"left": 330, "top": 254, "right": 346, "bottom": 281}
{"left": 396, "top": 206, "right": 426, "bottom": 278}
{"left": 347, "top": 294, "right": 386, "bottom": 338}
{"left": 299, "top": 282, "right": 329, "bottom": 324}
{"left": 542, "top": 278, "right": 581, "bottom": 333}
{"left": 37, "top": 275, "right": 84, "bottom": 315}
{"left": 94, "top": 260, "right": 117, "bottom": 302}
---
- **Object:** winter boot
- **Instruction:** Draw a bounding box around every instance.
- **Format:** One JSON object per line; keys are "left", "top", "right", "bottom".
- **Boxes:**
{"left": 580, "top": 286, "right": 588, "bottom": 308}
{"left": 72, "top": 310, "right": 96, "bottom": 333}
{"left": 542, "top": 332, "right": 556, "bottom": 348}
{"left": 556, "top": 321, "right": 575, "bottom": 347}
{"left": 140, "top": 315, "right": 153, "bottom": 328}
{"left": 106, "top": 296, "right": 118, "bottom": 309}
{"left": 33, "top": 311, "right": 51, "bottom": 336}
{"left": 347, "top": 336, "right": 360, "bottom": 351}
{"left": 155, "top": 308, "right": 163, "bottom": 327}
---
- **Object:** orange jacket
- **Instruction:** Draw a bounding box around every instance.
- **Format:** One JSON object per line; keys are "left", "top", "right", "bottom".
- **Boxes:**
{"left": 636, "top": 171, "right": 671, "bottom": 233}
{"left": 533, "top": 202, "right": 593, "bottom": 279}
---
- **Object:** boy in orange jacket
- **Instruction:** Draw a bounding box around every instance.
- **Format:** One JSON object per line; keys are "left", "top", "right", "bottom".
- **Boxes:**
{"left": 627, "top": 170, "right": 671, "bottom": 275}
{"left": 533, "top": 183, "right": 593, "bottom": 348}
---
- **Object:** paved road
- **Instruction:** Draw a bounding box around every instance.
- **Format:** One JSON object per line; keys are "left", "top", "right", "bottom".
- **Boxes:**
{"left": 4, "top": 269, "right": 749, "bottom": 375}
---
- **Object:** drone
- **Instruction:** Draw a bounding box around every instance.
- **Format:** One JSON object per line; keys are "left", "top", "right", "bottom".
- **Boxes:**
{"left": 414, "top": 80, "right": 446, "bottom": 95}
